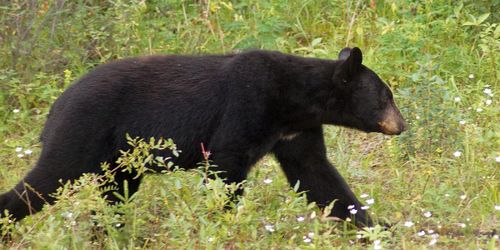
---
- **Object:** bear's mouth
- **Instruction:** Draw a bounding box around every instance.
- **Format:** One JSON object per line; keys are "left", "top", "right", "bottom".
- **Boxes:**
{"left": 377, "top": 102, "right": 407, "bottom": 135}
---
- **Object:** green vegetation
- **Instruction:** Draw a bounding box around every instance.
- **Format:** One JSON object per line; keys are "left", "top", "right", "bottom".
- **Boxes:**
{"left": 0, "top": 0, "right": 498, "bottom": 248}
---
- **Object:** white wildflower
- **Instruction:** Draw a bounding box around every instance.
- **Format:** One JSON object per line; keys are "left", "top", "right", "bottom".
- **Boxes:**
{"left": 423, "top": 211, "right": 432, "bottom": 218}
{"left": 495, "top": 156, "right": 500, "bottom": 163}
{"left": 417, "top": 231, "right": 426, "bottom": 236}
{"left": 404, "top": 221, "right": 414, "bottom": 227}
{"left": 483, "top": 88, "right": 492, "bottom": 95}
{"left": 17, "top": 153, "right": 24, "bottom": 158}
{"left": 468, "top": 74, "right": 474, "bottom": 79}
{"left": 458, "top": 223, "right": 466, "bottom": 228}
{"left": 428, "top": 229, "right": 435, "bottom": 234}
{"left": 459, "top": 120, "right": 466, "bottom": 125}
{"left": 453, "top": 151, "right": 462, "bottom": 157}
{"left": 454, "top": 97, "right": 461, "bottom": 102}
{"left": 308, "top": 232, "right": 314, "bottom": 238}
{"left": 303, "top": 236, "right": 312, "bottom": 243}
{"left": 429, "top": 238, "right": 437, "bottom": 246}
{"left": 347, "top": 205, "right": 355, "bottom": 210}
{"left": 360, "top": 193, "right": 369, "bottom": 198}
{"left": 485, "top": 99, "right": 492, "bottom": 105}
{"left": 13, "top": 109, "right": 20, "bottom": 113}
{"left": 460, "top": 194, "right": 467, "bottom": 200}
{"left": 366, "top": 198, "right": 375, "bottom": 205}
{"left": 297, "top": 216, "right": 305, "bottom": 222}
{"left": 361, "top": 206, "right": 370, "bottom": 210}
{"left": 476, "top": 108, "right": 483, "bottom": 112}
{"left": 495, "top": 205, "right": 500, "bottom": 211}
{"left": 24, "top": 149, "right": 33, "bottom": 155}
{"left": 15, "top": 147, "right": 23, "bottom": 152}
{"left": 208, "top": 237, "right": 214, "bottom": 242}
{"left": 264, "top": 224, "right": 275, "bottom": 232}
{"left": 263, "top": 178, "right": 272, "bottom": 184}
{"left": 350, "top": 209, "right": 358, "bottom": 215}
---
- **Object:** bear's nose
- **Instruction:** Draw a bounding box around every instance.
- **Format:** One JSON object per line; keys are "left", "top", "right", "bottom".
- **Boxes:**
{"left": 378, "top": 104, "right": 406, "bottom": 136}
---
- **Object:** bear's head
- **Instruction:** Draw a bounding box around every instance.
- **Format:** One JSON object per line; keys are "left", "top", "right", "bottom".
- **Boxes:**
{"left": 324, "top": 47, "right": 407, "bottom": 135}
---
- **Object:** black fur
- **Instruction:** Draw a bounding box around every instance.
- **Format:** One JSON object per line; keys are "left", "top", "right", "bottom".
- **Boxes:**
{"left": 0, "top": 48, "right": 405, "bottom": 228}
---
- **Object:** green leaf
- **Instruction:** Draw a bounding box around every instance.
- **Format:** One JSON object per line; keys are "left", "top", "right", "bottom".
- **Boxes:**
{"left": 477, "top": 13, "right": 490, "bottom": 25}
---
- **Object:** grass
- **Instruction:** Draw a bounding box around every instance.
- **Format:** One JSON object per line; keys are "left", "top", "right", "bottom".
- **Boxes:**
{"left": 0, "top": 0, "right": 498, "bottom": 249}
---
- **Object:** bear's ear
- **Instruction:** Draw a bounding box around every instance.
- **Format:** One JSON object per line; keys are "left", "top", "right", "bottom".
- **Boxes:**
{"left": 338, "top": 47, "right": 352, "bottom": 60}
{"left": 336, "top": 47, "right": 363, "bottom": 82}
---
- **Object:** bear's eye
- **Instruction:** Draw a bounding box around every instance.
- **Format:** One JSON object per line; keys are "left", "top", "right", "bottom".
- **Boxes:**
{"left": 342, "top": 79, "right": 348, "bottom": 84}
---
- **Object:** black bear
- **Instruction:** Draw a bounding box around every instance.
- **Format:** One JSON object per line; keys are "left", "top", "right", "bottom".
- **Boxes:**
{"left": 0, "top": 47, "right": 406, "bottom": 228}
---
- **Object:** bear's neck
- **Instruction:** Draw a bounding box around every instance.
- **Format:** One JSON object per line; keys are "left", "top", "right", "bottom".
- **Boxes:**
{"left": 269, "top": 54, "right": 341, "bottom": 130}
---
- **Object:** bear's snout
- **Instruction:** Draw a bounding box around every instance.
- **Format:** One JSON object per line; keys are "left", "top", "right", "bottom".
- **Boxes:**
{"left": 378, "top": 102, "right": 407, "bottom": 135}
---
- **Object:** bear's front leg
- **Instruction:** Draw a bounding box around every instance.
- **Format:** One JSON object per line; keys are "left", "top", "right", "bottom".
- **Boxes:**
{"left": 273, "top": 127, "right": 373, "bottom": 227}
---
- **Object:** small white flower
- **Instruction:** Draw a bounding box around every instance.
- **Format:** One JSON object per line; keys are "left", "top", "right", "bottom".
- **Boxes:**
{"left": 459, "top": 120, "right": 466, "bottom": 125}
{"left": 404, "top": 221, "right": 414, "bottom": 227}
{"left": 460, "top": 194, "right": 467, "bottom": 200}
{"left": 373, "top": 240, "right": 382, "bottom": 250}
{"left": 70, "top": 221, "right": 76, "bottom": 226}
{"left": 374, "top": 244, "right": 382, "bottom": 250}
{"left": 264, "top": 224, "right": 275, "bottom": 232}
{"left": 495, "top": 205, "right": 500, "bottom": 211}
{"left": 485, "top": 99, "right": 492, "bottom": 106}
{"left": 454, "top": 97, "right": 461, "bottom": 102}
{"left": 366, "top": 198, "right": 375, "bottom": 205}
{"left": 24, "top": 149, "right": 33, "bottom": 155}
{"left": 208, "top": 237, "right": 214, "bottom": 242}
{"left": 17, "top": 153, "right": 24, "bottom": 158}
{"left": 356, "top": 234, "right": 362, "bottom": 239}
{"left": 476, "top": 108, "right": 483, "bottom": 112}
{"left": 428, "top": 229, "right": 435, "bottom": 234}
{"left": 308, "top": 232, "right": 314, "bottom": 238}
{"left": 347, "top": 205, "right": 355, "bottom": 210}
{"left": 494, "top": 235, "right": 499, "bottom": 240}
{"left": 115, "top": 223, "right": 121, "bottom": 228}
{"left": 360, "top": 193, "right": 369, "bottom": 198}
{"left": 13, "top": 109, "right": 20, "bottom": 113}
{"left": 468, "top": 74, "right": 474, "bottom": 79}
{"left": 350, "top": 209, "right": 358, "bottom": 215}
{"left": 361, "top": 206, "right": 370, "bottom": 210}
{"left": 297, "top": 216, "right": 305, "bottom": 222}
{"left": 415, "top": 115, "right": 420, "bottom": 120}
{"left": 417, "top": 231, "right": 426, "bottom": 236}
{"left": 15, "top": 147, "right": 23, "bottom": 152}
{"left": 303, "top": 237, "right": 312, "bottom": 243}
{"left": 263, "top": 178, "right": 272, "bottom": 184}
{"left": 423, "top": 211, "right": 432, "bottom": 218}
{"left": 495, "top": 156, "right": 500, "bottom": 163}
{"left": 429, "top": 238, "right": 437, "bottom": 246}
{"left": 346, "top": 217, "right": 351, "bottom": 222}
{"left": 453, "top": 151, "right": 462, "bottom": 157}
{"left": 431, "top": 233, "right": 439, "bottom": 239}
{"left": 445, "top": 193, "right": 450, "bottom": 197}
{"left": 458, "top": 223, "right": 466, "bottom": 228}
{"left": 483, "top": 88, "right": 492, "bottom": 95}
